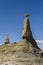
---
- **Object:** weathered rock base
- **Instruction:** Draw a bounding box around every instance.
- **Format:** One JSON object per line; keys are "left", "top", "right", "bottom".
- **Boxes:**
{"left": 0, "top": 39, "right": 43, "bottom": 65}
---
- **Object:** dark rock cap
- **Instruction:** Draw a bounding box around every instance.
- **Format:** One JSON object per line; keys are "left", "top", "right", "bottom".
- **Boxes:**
{"left": 24, "top": 14, "right": 30, "bottom": 17}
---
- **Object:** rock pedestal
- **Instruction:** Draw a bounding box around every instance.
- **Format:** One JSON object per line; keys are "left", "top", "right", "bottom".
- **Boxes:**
{"left": 22, "top": 14, "right": 32, "bottom": 39}
{"left": 22, "top": 14, "right": 40, "bottom": 49}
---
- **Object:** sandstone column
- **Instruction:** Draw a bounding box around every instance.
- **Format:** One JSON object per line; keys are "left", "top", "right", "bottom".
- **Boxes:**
{"left": 4, "top": 33, "right": 10, "bottom": 44}
{"left": 22, "top": 14, "right": 39, "bottom": 48}
{"left": 22, "top": 14, "right": 32, "bottom": 39}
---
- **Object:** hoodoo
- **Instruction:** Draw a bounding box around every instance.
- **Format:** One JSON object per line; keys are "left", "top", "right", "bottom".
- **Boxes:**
{"left": 22, "top": 14, "right": 32, "bottom": 39}
{"left": 4, "top": 33, "right": 10, "bottom": 44}
{"left": 22, "top": 14, "right": 40, "bottom": 48}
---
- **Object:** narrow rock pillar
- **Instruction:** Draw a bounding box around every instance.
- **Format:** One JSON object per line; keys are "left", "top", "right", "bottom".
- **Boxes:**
{"left": 22, "top": 14, "right": 39, "bottom": 48}
{"left": 4, "top": 33, "right": 10, "bottom": 44}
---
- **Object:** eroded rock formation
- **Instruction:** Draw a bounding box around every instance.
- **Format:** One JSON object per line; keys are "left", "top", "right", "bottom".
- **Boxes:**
{"left": 4, "top": 33, "right": 10, "bottom": 44}
{"left": 22, "top": 14, "right": 41, "bottom": 49}
{"left": 0, "top": 14, "right": 43, "bottom": 65}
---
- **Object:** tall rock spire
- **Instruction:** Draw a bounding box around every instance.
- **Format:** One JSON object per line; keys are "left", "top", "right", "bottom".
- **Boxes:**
{"left": 4, "top": 33, "right": 10, "bottom": 44}
{"left": 22, "top": 14, "right": 40, "bottom": 48}
{"left": 22, "top": 14, "right": 32, "bottom": 40}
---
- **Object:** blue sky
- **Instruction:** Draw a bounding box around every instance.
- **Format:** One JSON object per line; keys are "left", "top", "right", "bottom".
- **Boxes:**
{"left": 0, "top": 0, "right": 43, "bottom": 49}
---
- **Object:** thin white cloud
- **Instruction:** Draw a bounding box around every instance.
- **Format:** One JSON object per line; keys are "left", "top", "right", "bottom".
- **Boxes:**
{"left": 36, "top": 40, "right": 43, "bottom": 44}
{"left": 36, "top": 40, "right": 43, "bottom": 50}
